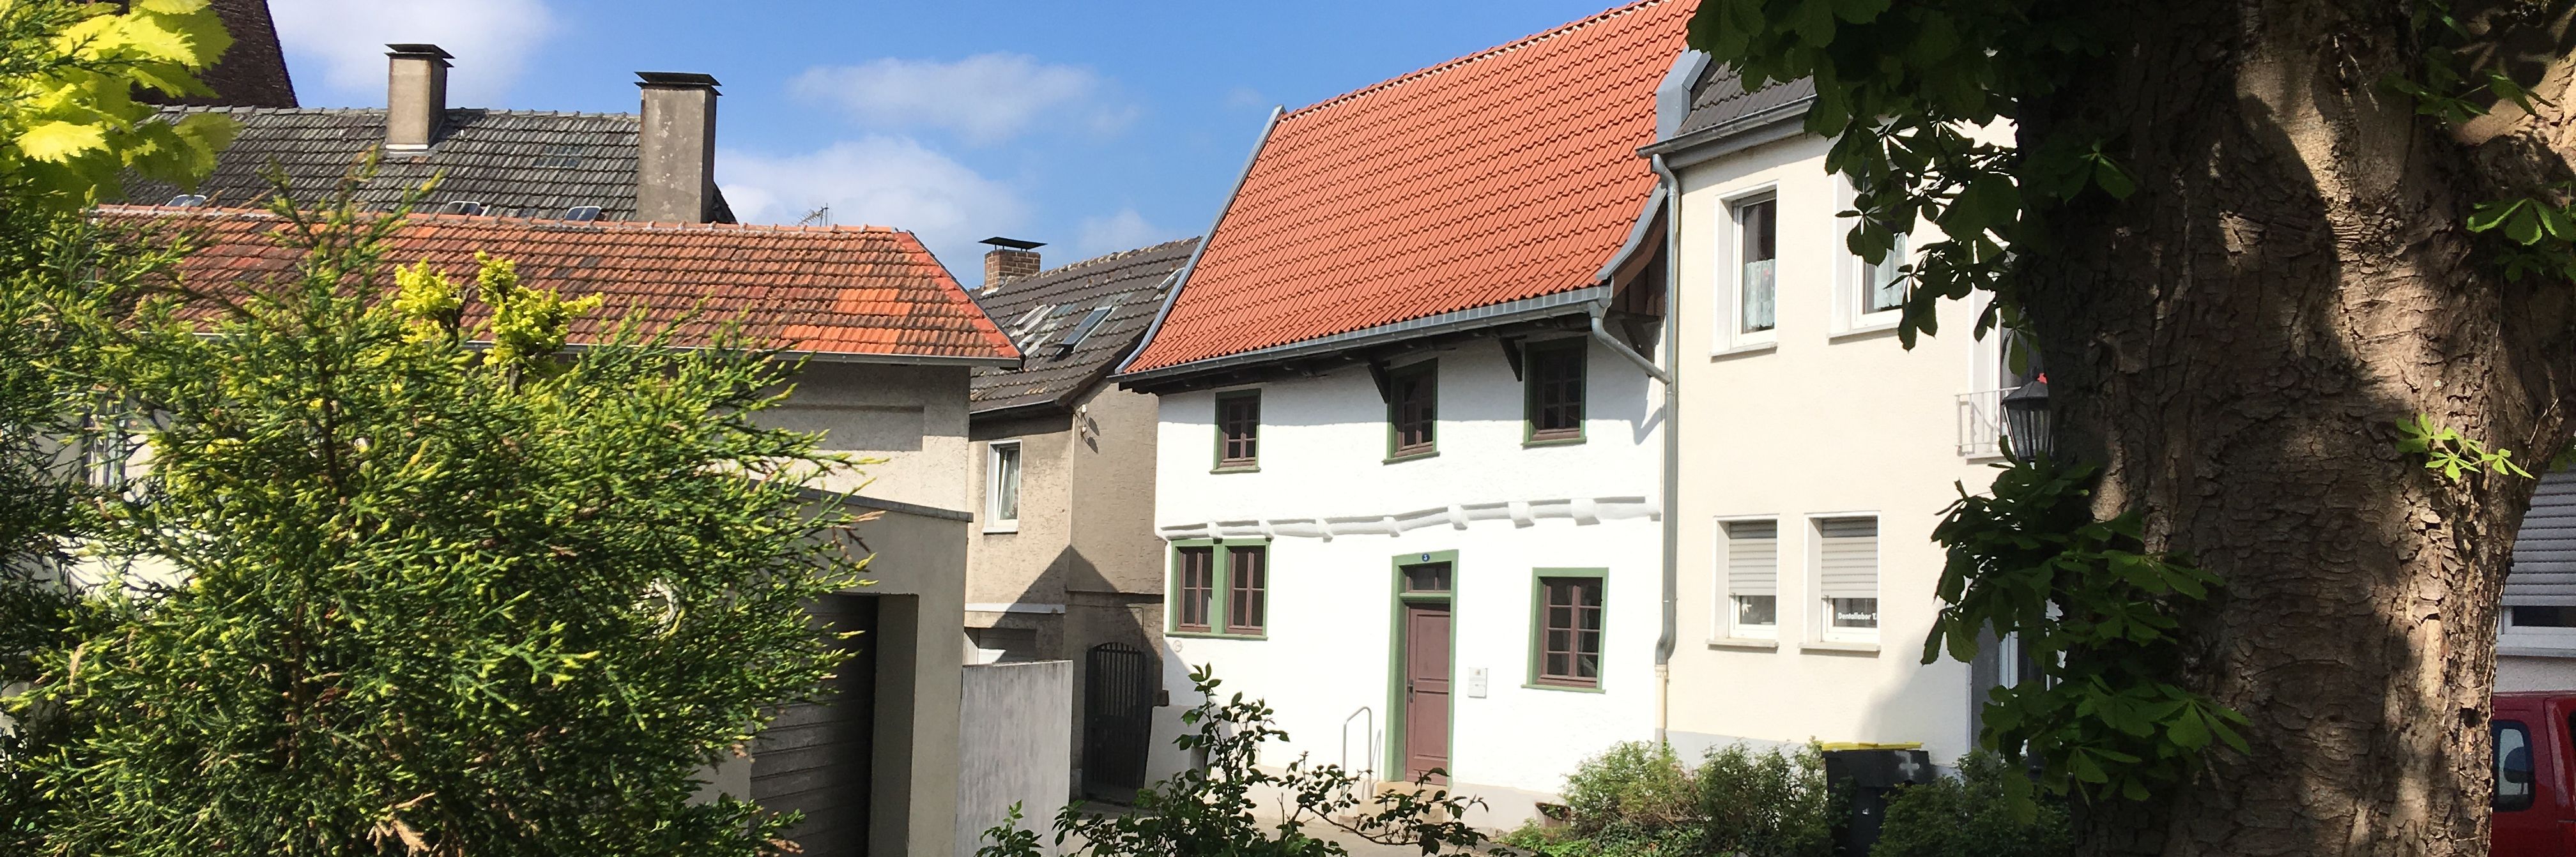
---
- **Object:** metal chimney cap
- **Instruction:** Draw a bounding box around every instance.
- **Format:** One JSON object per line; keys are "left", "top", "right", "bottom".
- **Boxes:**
{"left": 385, "top": 44, "right": 454, "bottom": 59}
{"left": 635, "top": 72, "right": 721, "bottom": 89}
{"left": 980, "top": 236, "right": 1046, "bottom": 250}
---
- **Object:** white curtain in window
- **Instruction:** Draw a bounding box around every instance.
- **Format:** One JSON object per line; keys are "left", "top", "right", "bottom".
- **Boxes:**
{"left": 1864, "top": 232, "right": 1908, "bottom": 314}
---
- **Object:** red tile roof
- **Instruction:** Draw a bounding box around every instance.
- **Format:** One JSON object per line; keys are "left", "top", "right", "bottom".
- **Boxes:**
{"left": 1121, "top": 0, "right": 1693, "bottom": 374}
{"left": 98, "top": 206, "right": 1020, "bottom": 363}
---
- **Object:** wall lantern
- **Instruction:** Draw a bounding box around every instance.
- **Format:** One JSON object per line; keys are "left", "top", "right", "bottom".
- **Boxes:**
{"left": 2001, "top": 375, "right": 2051, "bottom": 461}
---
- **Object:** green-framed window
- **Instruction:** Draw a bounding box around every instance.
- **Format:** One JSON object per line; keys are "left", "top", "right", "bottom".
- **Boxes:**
{"left": 1386, "top": 360, "right": 1438, "bottom": 460}
{"left": 1170, "top": 538, "right": 1268, "bottom": 638}
{"left": 1523, "top": 339, "right": 1586, "bottom": 444}
{"left": 1215, "top": 390, "right": 1261, "bottom": 471}
{"left": 1528, "top": 568, "right": 1607, "bottom": 690}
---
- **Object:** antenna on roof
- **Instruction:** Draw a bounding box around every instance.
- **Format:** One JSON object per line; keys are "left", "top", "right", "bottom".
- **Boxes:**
{"left": 797, "top": 204, "right": 832, "bottom": 227}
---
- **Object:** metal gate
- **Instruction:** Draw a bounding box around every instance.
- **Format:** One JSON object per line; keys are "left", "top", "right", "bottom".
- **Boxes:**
{"left": 1082, "top": 642, "right": 1154, "bottom": 796}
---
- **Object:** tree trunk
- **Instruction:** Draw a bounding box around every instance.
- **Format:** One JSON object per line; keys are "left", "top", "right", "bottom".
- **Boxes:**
{"left": 2015, "top": 1, "right": 2576, "bottom": 854}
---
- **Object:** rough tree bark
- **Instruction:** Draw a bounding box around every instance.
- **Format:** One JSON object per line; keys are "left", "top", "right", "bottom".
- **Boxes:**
{"left": 2015, "top": 1, "right": 2576, "bottom": 854}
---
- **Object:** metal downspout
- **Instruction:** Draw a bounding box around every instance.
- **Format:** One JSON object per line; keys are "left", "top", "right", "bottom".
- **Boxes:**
{"left": 1588, "top": 314, "right": 1669, "bottom": 384}
{"left": 1649, "top": 153, "right": 1682, "bottom": 746}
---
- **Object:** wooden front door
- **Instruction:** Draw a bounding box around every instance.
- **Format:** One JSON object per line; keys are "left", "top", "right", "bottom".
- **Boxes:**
{"left": 1402, "top": 602, "right": 1452, "bottom": 783}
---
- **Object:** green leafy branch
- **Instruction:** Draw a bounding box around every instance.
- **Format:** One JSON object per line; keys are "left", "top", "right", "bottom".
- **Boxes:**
{"left": 2383, "top": 0, "right": 2547, "bottom": 126}
{"left": 2396, "top": 413, "right": 2534, "bottom": 480}
{"left": 1926, "top": 459, "right": 2245, "bottom": 812}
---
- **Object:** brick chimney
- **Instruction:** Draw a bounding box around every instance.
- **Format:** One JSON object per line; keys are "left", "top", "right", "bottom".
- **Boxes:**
{"left": 635, "top": 72, "right": 720, "bottom": 223}
{"left": 981, "top": 237, "right": 1045, "bottom": 286}
{"left": 384, "top": 44, "right": 451, "bottom": 150}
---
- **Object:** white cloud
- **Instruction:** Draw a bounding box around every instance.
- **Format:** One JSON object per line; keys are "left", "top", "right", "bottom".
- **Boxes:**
{"left": 269, "top": 0, "right": 556, "bottom": 106}
{"left": 719, "top": 137, "right": 1029, "bottom": 283}
{"left": 1075, "top": 208, "right": 1174, "bottom": 256}
{"left": 790, "top": 54, "right": 1131, "bottom": 146}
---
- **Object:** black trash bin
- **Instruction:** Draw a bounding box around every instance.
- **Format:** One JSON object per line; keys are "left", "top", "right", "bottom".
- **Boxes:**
{"left": 1822, "top": 745, "right": 1935, "bottom": 856}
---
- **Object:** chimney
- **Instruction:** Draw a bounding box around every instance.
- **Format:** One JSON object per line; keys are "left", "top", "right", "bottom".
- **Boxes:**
{"left": 384, "top": 44, "right": 451, "bottom": 150}
{"left": 981, "top": 237, "right": 1045, "bottom": 287}
{"left": 635, "top": 72, "right": 721, "bottom": 223}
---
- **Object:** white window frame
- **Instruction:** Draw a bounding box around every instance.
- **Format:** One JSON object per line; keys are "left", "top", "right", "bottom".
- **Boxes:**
{"left": 1808, "top": 512, "right": 1881, "bottom": 644}
{"left": 1716, "top": 185, "right": 1781, "bottom": 353}
{"left": 983, "top": 440, "right": 1022, "bottom": 534}
{"left": 1832, "top": 179, "right": 1907, "bottom": 336}
{"left": 2500, "top": 603, "right": 2576, "bottom": 654}
{"left": 1715, "top": 515, "right": 1782, "bottom": 642}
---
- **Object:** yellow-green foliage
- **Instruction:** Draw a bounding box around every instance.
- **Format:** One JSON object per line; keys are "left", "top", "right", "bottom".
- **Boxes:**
{"left": 7, "top": 195, "right": 874, "bottom": 856}
{"left": 478, "top": 251, "right": 604, "bottom": 369}
{"left": 0, "top": 0, "right": 239, "bottom": 207}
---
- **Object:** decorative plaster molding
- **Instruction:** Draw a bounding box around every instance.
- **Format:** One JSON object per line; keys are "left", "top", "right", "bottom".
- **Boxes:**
{"left": 1157, "top": 496, "right": 1657, "bottom": 542}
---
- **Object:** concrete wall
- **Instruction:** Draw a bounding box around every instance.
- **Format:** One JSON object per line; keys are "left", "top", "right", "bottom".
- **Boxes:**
{"left": 1664, "top": 131, "right": 2002, "bottom": 764}
{"left": 955, "top": 660, "right": 1075, "bottom": 856}
{"left": 755, "top": 358, "right": 977, "bottom": 857}
{"left": 2499, "top": 655, "right": 2576, "bottom": 692}
{"left": 1151, "top": 336, "right": 1662, "bottom": 826}
{"left": 765, "top": 361, "right": 976, "bottom": 513}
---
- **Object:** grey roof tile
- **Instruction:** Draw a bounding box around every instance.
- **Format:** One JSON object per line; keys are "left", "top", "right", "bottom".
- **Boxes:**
{"left": 1673, "top": 64, "right": 1815, "bottom": 140}
{"left": 969, "top": 238, "right": 1200, "bottom": 415}
{"left": 120, "top": 106, "right": 735, "bottom": 223}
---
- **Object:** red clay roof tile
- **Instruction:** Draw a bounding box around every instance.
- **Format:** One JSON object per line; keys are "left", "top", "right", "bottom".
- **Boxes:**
{"left": 1124, "top": 0, "right": 1691, "bottom": 374}
{"left": 96, "top": 206, "right": 1018, "bottom": 363}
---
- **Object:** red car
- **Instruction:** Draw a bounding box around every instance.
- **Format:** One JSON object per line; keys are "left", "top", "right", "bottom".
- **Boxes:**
{"left": 2496, "top": 692, "right": 2576, "bottom": 854}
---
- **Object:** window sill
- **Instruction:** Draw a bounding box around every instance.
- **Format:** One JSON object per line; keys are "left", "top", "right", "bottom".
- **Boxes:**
{"left": 1707, "top": 636, "right": 1780, "bottom": 651}
{"left": 1523, "top": 436, "right": 1586, "bottom": 448}
{"left": 1211, "top": 464, "right": 1262, "bottom": 474}
{"left": 1524, "top": 681, "right": 1606, "bottom": 694}
{"left": 1384, "top": 450, "right": 1440, "bottom": 464}
{"left": 982, "top": 523, "right": 1020, "bottom": 535}
{"left": 1709, "top": 341, "right": 1778, "bottom": 360}
{"left": 1828, "top": 322, "right": 1900, "bottom": 343}
{"left": 1800, "top": 639, "right": 1882, "bottom": 655}
{"left": 1167, "top": 630, "right": 1267, "bottom": 641}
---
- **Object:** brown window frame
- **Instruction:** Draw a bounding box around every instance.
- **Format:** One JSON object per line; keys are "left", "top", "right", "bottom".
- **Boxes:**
{"left": 1216, "top": 390, "right": 1261, "bottom": 469}
{"left": 1175, "top": 546, "right": 1215, "bottom": 632}
{"left": 1225, "top": 545, "right": 1267, "bottom": 634}
{"left": 1387, "top": 360, "right": 1438, "bottom": 459}
{"left": 1535, "top": 575, "right": 1604, "bottom": 688}
{"left": 1524, "top": 340, "right": 1586, "bottom": 443}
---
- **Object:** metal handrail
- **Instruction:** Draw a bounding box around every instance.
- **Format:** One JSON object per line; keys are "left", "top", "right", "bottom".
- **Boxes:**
{"left": 1341, "top": 706, "right": 1376, "bottom": 779}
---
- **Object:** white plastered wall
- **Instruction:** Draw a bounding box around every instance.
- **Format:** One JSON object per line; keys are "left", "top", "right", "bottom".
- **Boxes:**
{"left": 1150, "top": 336, "right": 1662, "bottom": 826}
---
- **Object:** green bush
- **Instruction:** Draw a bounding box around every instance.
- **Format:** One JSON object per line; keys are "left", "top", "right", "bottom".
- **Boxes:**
{"left": 1507, "top": 741, "right": 1832, "bottom": 857}
{"left": 1697, "top": 744, "right": 1833, "bottom": 857}
{"left": 1872, "top": 752, "right": 2073, "bottom": 857}
{"left": 1562, "top": 741, "right": 1697, "bottom": 833}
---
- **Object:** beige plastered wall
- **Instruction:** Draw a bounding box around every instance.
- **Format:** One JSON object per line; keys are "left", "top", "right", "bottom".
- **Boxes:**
{"left": 964, "top": 381, "right": 1166, "bottom": 782}
{"left": 1665, "top": 130, "right": 2006, "bottom": 764}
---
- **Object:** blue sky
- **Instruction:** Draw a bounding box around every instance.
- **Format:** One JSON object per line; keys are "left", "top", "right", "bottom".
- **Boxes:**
{"left": 266, "top": 0, "right": 1624, "bottom": 285}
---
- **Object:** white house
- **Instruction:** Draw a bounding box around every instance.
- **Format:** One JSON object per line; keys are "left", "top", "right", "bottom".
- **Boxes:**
{"left": 1639, "top": 62, "right": 2034, "bottom": 762}
{"left": 1112, "top": 0, "right": 1694, "bottom": 826}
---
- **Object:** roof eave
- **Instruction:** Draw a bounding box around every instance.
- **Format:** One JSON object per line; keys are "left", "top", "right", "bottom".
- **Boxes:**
{"left": 1636, "top": 95, "right": 1817, "bottom": 167}
{"left": 553, "top": 340, "right": 1019, "bottom": 368}
{"left": 1112, "top": 285, "right": 1607, "bottom": 388}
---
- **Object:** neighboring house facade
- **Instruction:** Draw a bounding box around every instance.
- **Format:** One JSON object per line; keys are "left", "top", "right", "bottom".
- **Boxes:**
{"left": 126, "top": 206, "right": 1020, "bottom": 857}
{"left": 1641, "top": 64, "right": 2031, "bottom": 762}
{"left": 1114, "top": 1, "right": 1691, "bottom": 827}
{"left": 960, "top": 236, "right": 1200, "bottom": 798}
{"left": 2499, "top": 472, "right": 2576, "bottom": 690}
{"left": 125, "top": 43, "right": 737, "bottom": 224}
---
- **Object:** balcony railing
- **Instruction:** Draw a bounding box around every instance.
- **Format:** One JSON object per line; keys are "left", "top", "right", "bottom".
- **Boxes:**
{"left": 1957, "top": 386, "right": 2021, "bottom": 459}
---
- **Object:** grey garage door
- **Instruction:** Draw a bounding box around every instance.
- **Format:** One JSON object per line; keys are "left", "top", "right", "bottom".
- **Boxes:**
{"left": 753, "top": 594, "right": 878, "bottom": 857}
